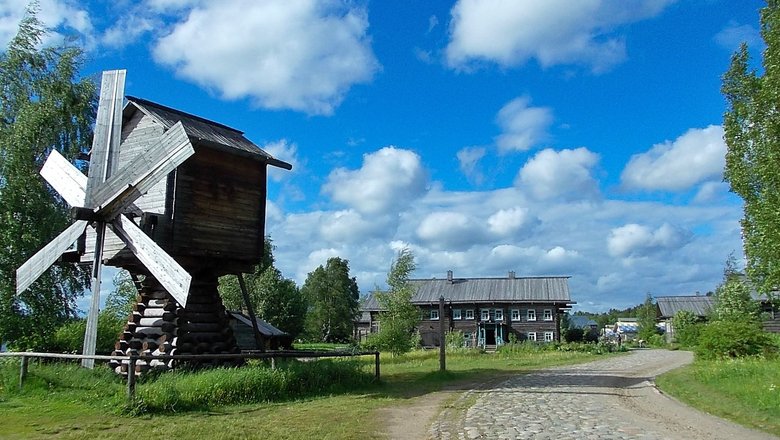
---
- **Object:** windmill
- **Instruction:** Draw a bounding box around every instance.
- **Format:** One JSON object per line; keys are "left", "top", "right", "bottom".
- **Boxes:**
{"left": 17, "top": 69, "right": 291, "bottom": 375}
{"left": 16, "top": 70, "right": 195, "bottom": 368}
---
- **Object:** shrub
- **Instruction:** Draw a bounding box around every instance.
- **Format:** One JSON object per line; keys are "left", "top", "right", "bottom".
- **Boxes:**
{"left": 583, "top": 328, "right": 599, "bottom": 343}
{"left": 445, "top": 330, "right": 465, "bottom": 350}
{"left": 696, "top": 320, "right": 778, "bottom": 360}
{"left": 672, "top": 310, "right": 703, "bottom": 347}
{"left": 49, "top": 313, "right": 124, "bottom": 354}
{"left": 564, "top": 328, "right": 584, "bottom": 343}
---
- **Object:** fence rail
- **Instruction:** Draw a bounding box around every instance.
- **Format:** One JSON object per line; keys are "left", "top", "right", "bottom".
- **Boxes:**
{"left": 0, "top": 350, "right": 381, "bottom": 401}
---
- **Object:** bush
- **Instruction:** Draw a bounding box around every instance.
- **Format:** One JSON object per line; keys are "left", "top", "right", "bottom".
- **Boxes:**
{"left": 49, "top": 313, "right": 125, "bottom": 354}
{"left": 696, "top": 320, "right": 778, "bottom": 360}
{"left": 563, "top": 328, "right": 584, "bottom": 343}
{"left": 445, "top": 330, "right": 465, "bottom": 350}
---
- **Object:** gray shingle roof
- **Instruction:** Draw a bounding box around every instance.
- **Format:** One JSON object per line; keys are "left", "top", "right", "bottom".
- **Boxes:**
{"left": 125, "top": 96, "right": 292, "bottom": 169}
{"left": 228, "top": 311, "right": 287, "bottom": 337}
{"left": 408, "top": 276, "right": 572, "bottom": 304}
{"left": 656, "top": 295, "right": 714, "bottom": 318}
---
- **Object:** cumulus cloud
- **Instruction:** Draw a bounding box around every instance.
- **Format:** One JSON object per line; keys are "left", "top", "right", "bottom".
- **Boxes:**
{"left": 262, "top": 139, "right": 300, "bottom": 181}
{"left": 495, "top": 96, "right": 553, "bottom": 153}
{"left": 152, "top": 0, "right": 379, "bottom": 115}
{"left": 323, "top": 146, "right": 428, "bottom": 215}
{"left": 320, "top": 210, "right": 396, "bottom": 244}
{"left": 621, "top": 125, "right": 725, "bottom": 192}
{"left": 607, "top": 223, "right": 691, "bottom": 258}
{"left": 487, "top": 207, "right": 532, "bottom": 237}
{"left": 445, "top": 0, "right": 673, "bottom": 72}
{"left": 516, "top": 147, "right": 600, "bottom": 200}
{"left": 457, "top": 146, "right": 486, "bottom": 184}
{"left": 0, "top": 0, "right": 93, "bottom": 48}
{"left": 417, "top": 211, "right": 485, "bottom": 250}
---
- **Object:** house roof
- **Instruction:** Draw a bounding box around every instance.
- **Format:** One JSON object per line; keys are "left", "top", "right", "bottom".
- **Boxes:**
{"left": 656, "top": 295, "right": 714, "bottom": 318}
{"left": 361, "top": 275, "right": 573, "bottom": 311}
{"left": 569, "top": 315, "right": 597, "bottom": 329}
{"left": 228, "top": 311, "right": 287, "bottom": 337}
{"left": 408, "top": 276, "right": 572, "bottom": 304}
{"left": 124, "top": 96, "right": 292, "bottom": 169}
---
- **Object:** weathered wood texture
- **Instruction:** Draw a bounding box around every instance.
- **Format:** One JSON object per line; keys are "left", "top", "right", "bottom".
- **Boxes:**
{"left": 86, "top": 70, "right": 125, "bottom": 207}
{"left": 16, "top": 220, "right": 88, "bottom": 294}
{"left": 171, "top": 147, "right": 266, "bottom": 262}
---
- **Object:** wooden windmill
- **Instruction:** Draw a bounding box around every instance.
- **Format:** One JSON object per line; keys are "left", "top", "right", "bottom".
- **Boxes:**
{"left": 16, "top": 70, "right": 291, "bottom": 373}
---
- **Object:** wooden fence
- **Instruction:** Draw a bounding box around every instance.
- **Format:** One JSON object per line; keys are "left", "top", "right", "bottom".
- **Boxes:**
{"left": 0, "top": 350, "right": 381, "bottom": 401}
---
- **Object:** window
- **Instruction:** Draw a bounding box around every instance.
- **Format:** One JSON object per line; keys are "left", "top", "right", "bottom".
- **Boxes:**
{"left": 527, "top": 309, "right": 536, "bottom": 321}
{"left": 453, "top": 309, "right": 462, "bottom": 320}
{"left": 528, "top": 332, "right": 537, "bottom": 342}
{"left": 465, "top": 309, "right": 474, "bottom": 320}
{"left": 481, "top": 309, "right": 490, "bottom": 321}
{"left": 495, "top": 309, "right": 504, "bottom": 321}
{"left": 511, "top": 309, "right": 520, "bottom": 321}
{"left": 544, "top": 332, "right": 554, "bottom": 342}
{"left": 430, "top": 309, "right": 439, "bottom": 320}
{"left": 543, "top": 309, "right": 553, "bottom": 321}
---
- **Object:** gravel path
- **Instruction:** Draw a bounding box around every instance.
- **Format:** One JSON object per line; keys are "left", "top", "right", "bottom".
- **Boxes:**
{"left": 427, "top": 349, "right": 777, "bottom": 440}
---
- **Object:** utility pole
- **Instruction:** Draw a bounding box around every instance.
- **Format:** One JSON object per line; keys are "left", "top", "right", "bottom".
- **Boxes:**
{"left": 439, "top": 295, "right": 446, "bottom": 372}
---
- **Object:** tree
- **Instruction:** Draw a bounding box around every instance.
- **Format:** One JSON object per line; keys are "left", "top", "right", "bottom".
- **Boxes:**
{"left": 723, "top": 1, "right": 780, "bottom": 303}
{"left": 0, "top": 7, "right": 95, "bottom": 350}
{"left": 712, "top": 271, "right": 760, "bottom": 323}
{"left": 103, "top": 270, "right": 137, "bottom": 321}
{"left": 218, "top": 237, "right": 306, "bottom": 339}
{"left": 371, "top": 248, "right": 419, "bottom": 355}
{"left": 636, "top": 294, "right": 659, "bottom": 341}
{"left": 301, "top": 257, "right": 359, "bottom": 342}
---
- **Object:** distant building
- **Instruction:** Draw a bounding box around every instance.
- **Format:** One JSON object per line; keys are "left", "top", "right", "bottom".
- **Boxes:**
{"left": 656, "top": 295, "right": 714, "bottom": 342}
{"left": 357, "top": 271, "right": 575, "bottom": 349}
{"left": 228, "top": 312, "right": 291, "bottom": 350}
{"left": 568, "top": 315, "right": 598, "bottom": 330}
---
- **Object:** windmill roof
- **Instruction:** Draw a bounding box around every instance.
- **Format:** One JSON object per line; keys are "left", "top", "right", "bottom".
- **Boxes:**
{"left": 125, "top": 96, "right": 292, "bottom": 169}
{"left": 656, "top": 295, "right": 715, "bottom": 318}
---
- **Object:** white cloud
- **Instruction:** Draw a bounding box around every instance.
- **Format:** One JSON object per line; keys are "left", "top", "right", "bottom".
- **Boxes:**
{"left": 445, "top": 0, "right": 673, "bottom": 72}
{"left": 417, "top": 211, "right": 485, "bottom": 250}
{"left": 516, "top": 147, "right": 600, "bottom": 200}
{"left": 487, "top": 207, "right": 531, "bottom": 237}
{"left": 621, "top": 125, "right": 725, "bottom": 192}
{"left": 262, "top": 139, "right": 300, "bottom": 181}
{"left": 607, "top": 222, "right": 691, "bottom": 258}
{"left": 152, "top": 0, "right": 379, "bottom": 115}
{"left": 714, "top": 22, "right": 762, "bottom": 51}
{"left": 457, "top": 146, "right": 486, "bottom": 184}
{"left": 101, "top": 14, "right": 158, "bottom": 48}
{"left": 0, "top": 0, "right": 93, "bottom": 48}
{"left": 495, "top": 96, "right": 553, "bottom": 153}
{"left": 323, "top": 146, "right": 428, "bottom": 215}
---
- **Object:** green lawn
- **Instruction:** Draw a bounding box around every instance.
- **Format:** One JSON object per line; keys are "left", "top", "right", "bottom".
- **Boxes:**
{"left": 0, "top": 349, "right": 607, "bottom": 439}
{"left": 656, "top": 357, "right": 780, "bottom": 437}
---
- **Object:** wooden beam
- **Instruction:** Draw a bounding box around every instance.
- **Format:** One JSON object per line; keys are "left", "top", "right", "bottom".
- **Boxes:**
{"left": 237, "top": 273, "right": 264, "bottom": 352}
{"left": 110, "top": 215, "right": 191, "bottom": 307}
{"left": 82, "top": 221, "right": 106, "bottom": 369}
{"left": 39, "top": 149, "right": 87, "bottom": 208}
{"left": 16, "top": 220, "right": 88, "bottom": 295}
{"left": 86, "top": 70, "right": 125, "bottom": 207}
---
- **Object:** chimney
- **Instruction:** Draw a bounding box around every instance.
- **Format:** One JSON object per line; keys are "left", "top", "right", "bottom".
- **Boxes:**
{"left": 447, "top": 270, "right": 453, "bottom": 282}
{"left": 508, "top": 271, "right": 516, "bottom": 279}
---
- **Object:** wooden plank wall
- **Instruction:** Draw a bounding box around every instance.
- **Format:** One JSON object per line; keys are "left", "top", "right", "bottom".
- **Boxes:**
{"left": 172, "top": 147, "right": 265, "bottom": 262}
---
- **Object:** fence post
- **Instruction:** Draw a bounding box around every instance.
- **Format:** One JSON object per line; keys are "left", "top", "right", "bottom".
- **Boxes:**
{"left": 127, "top": 355, "right": 137, "bottom": 401}
{"left": 19, "top": 355, "right": 28, "bottom": 389}
{"left": 270, "top": 356, "right": 276, "bottom": 370}
{"left": 374, "top": 351, "right": 380, "bottom": 381}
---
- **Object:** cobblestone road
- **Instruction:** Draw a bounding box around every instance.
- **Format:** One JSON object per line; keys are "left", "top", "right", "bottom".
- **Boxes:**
{"left": 429, "top": 350, "right": 777, "bottom": 440}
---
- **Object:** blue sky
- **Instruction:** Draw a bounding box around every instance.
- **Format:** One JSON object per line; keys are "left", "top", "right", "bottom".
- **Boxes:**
{"left": 1, "top": 0, "right": 767, "bottom": 311}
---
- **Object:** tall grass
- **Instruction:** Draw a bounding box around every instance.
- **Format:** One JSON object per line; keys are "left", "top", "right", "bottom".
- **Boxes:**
{"left": 657, "top": 357, "right": 780, "bottom": 436}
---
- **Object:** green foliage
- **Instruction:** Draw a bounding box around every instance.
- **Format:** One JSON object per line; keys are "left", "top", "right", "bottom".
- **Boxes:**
{"left": 696, "top": 320, "right": 778, "bottom": 360}
{"left": 50, "top": 312, "right": 124, "bottom": 354}
{"left": 445, "top": 330, "right": 464, "bottom": 350}
{"left": 672, "top": 309, "right": 702, "bottom": 347}
{"left": 103, "top": 270, "right": 137, "bottom": 321}
{"left": 219, "top": 238, "right": 306, "bottom": 339}
{"left": 0, "top": 6, "right": 95, "bottom": 350}
{"left": 713, "top": 274, "right": 761, "bottom": 323}
{"left": 301, "top": 257, "right": 359, "bottom": 342}
{"left": 637, "top": 293, "right": 660, "bottom": 341}
{"left": 372, "top": 248, "right": 419, "bottom": 356}
{"left": 563, "top": 327, "right": 584, "bottom": 343}
{"left": 722, "top": 1, "right": 780, "bottom": 304}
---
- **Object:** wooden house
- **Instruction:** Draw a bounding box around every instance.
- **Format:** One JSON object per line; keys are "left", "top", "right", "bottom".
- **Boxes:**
{"left": 655, "top": 295, "right": 714, "bottom": 342}
{"left": 358, "top": 271, "right": 574, "bottom": 349}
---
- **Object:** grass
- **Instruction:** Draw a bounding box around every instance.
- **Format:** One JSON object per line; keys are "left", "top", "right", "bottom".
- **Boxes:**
{"left": 656, "top": 357, "right": 780, "bottom": 436}
{"left": 0, "top": 348, "right": 612, "bottom": 439}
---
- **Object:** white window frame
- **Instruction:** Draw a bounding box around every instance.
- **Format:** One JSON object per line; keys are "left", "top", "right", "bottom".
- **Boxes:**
{"left": 465, "top": 309, "right": 474, "bottom": 320}
{"left": 430, "top": 309, "right": 439, "bottom": 320}
{"left": 528, "top": 332, "right": 537, "bottom": 342}
{"left": 543, "top": 309, "right": 553, "bottom": 321}
{"left": 495, "top": 309, "right": 504, "bottom": 321}
{"left": 453, "top": 309, "right": 462, "bottom": 320}
{"left": 527, "top": 309, "right": 536, "bottom": 321}
{"left": 511, "top": 309, "right": 520, "bottom": 321}
{"left": 544, "top": 331, "right": 554, "bottom": 342}
{"left": 481, "top": 309, "right": 490, "bottom": 321}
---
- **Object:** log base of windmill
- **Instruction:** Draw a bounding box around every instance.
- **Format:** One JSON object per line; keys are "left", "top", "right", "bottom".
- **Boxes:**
{"left": 109, "top": 273, "right": 242, "bottom": 376}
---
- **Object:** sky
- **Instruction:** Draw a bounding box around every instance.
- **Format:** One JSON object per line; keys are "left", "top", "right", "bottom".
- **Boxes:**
{"left": 1, "top": 0, "right": 768, "bottom": 312}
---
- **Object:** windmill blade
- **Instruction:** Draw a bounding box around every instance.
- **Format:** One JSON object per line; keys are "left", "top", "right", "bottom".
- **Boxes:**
{"left": 110, "top": 215, "right": 191, "bottom": 306}
{"left": 85, "top": 70, "right": 126, "bottom": 207}
{"left": 16, "top": 220, "right": 88, "bottom": 295}
{"left": 40, "top": 150, "right": 87, "bottom": 208}
{"left": 92, "top": 122, "right": 194, "bottom": 219}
